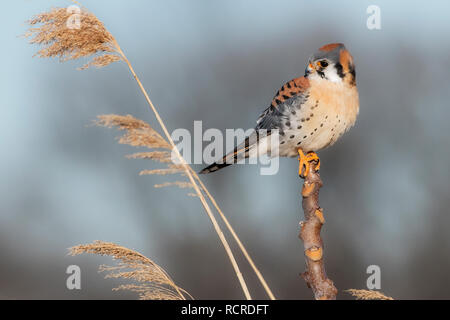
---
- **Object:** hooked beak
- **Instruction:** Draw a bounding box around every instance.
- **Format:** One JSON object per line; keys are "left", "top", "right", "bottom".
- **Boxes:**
{"left": 305, "top": 62, "right": 316, "bottom": 76}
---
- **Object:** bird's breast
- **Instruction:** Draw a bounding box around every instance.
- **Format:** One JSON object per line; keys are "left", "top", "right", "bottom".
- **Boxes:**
{"left": 277, "top": 80, "right": 359, "bottom": 156}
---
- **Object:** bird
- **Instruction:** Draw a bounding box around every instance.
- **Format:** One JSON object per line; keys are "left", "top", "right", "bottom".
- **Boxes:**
{"left": 199, "top": 43, "right": 359, "bottom": 177}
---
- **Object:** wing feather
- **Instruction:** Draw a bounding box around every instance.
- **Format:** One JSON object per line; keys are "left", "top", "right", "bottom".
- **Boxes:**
{"left": 256, "top": 76, "right": 310, "bottom": 131}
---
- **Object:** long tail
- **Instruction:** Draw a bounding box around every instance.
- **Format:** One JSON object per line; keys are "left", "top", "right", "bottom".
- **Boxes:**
{"left": 199, "top": 161, "right": 232, "bottom": 174}
{"left": 199, "top": 139, "right": 251, "bottom": 174}
{"left": 199, "top": 132, "right": 269, "bottom": 174}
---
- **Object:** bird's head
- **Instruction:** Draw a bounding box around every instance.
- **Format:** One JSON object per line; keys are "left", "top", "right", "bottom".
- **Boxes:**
{"left": 305, "top": 43, "right": 356, "bottom": 86}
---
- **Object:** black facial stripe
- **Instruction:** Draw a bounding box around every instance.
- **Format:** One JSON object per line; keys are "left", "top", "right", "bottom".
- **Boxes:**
{"left": 335, "top": 62, "right": 345, "bottom": 79}
{"left": 317, "top": 70, "right": 325, "bottom": 79}
{"left": 349, "top": 65, "right": 356, "bottom": 79}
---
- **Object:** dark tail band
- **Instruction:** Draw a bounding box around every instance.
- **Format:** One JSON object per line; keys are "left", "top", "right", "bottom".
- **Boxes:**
{"left": 199, "top": 133, "right": 263, "bottom": 174}
{"left": 199, "top": 162, "right": 232, "bottom": 174}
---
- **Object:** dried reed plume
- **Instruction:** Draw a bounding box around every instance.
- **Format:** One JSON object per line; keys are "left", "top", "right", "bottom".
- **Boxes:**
{"left": 346, "top": 289, "right": 394, "bottom": 300}
{"left": 26, "top": 2, "right": 276, "bottom": 300}
{"left": 25, "top": 6, "right": 121, "bottom": 70}
{"left": 96, "top": 114, "right": 186, "bottom": 183}
{"left": 70, "top": 241, "right": 192, "bottom": 300}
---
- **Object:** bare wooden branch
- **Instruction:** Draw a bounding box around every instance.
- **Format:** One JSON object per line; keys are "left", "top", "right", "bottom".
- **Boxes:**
{"left": 299, "top": 160, "right": 337, "bottom": 300}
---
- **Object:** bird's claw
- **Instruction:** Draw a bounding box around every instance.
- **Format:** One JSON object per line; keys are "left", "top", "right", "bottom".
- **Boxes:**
{"left": 298, "top": 149, "right": 320, "bottom": 178}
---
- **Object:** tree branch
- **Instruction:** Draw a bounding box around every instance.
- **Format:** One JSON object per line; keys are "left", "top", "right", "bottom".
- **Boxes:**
{"left": 299, "top": 160, "right": 337, "bottom": 300}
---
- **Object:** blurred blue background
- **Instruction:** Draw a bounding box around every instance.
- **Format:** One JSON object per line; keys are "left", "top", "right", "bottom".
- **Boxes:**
{"left": 1, "top": 0, "right": 450, "bottom": 299}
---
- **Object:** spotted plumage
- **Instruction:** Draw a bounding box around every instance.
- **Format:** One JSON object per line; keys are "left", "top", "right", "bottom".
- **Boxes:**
{"left": 200, "top": 43, "right": 359, "bottom": 174}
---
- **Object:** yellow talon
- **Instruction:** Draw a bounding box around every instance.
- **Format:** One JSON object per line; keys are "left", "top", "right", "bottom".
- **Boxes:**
{"left": 298, "top": 149, "right": 320, "bottom": 178}
{"left": 298, "top": 149, "right": 309, "bottom": 177}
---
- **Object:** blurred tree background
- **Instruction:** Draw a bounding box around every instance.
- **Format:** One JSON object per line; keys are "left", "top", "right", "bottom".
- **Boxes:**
{"left": 0, "top": 0, "right": 449, "bottom": 299}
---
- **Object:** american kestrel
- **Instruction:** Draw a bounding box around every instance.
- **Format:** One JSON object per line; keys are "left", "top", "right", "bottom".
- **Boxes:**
{"left": 200, "top": 43, "right": 359, "bottom": 177}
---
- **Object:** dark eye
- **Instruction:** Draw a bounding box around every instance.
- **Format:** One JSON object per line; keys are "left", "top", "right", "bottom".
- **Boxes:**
{"left": 319, "top": 60, "right": 328, "bottom": 68}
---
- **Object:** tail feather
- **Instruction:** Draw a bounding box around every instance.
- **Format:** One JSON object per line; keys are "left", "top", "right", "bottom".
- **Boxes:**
{"left": 199, "top": 162, "right": 232, "bottom": 174}
{"left": 199, "top": 131, "right": 271, "bottom": 174}
{"left": 199, "top": 143, "right": 249, "bottom": 174}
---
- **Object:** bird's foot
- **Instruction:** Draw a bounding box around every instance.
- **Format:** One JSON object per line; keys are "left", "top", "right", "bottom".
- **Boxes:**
{"left": 298, "top": 149, "right": 320, "bottom": 178}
